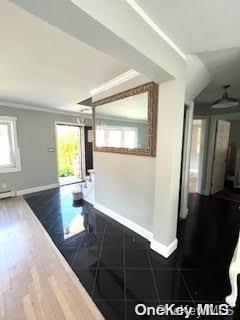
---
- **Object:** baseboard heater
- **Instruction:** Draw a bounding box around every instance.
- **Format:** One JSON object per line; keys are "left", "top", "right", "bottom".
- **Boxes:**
{"left": 0, "top": 190, "right": 14, "bottom": 199}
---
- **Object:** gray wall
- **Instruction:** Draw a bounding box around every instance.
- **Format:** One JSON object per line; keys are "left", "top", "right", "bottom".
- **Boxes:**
{"left": 0, "top": 105, "right": 90, "bottom": 193}
{"left": 194, "top": 103, "right": 240, "bottom": 116}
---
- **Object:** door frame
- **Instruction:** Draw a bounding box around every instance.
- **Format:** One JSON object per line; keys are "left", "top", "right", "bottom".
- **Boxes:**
{"left": 55, "top": 121, "right": 86, "bottom": 185}
{"left": 192, "top": 116, "right": 208, "bottom": 194}
{"left": 179, "top": 104, "right": 208, "bottom": 219}
{"left": 205, "top": 112, "right": 240, "bottom": 195}
{"left": 179, "top": 103, "right": 194, "bottom": 219}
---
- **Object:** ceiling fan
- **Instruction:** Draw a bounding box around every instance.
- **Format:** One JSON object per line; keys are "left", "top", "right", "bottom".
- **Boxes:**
{"left": 211, "top": 85, "right": 239, "bottom": 109}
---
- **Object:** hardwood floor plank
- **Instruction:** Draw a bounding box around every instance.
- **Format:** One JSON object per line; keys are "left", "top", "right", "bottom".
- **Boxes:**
{"left": 0, "top": 196, "right": 103, "bottom": 320}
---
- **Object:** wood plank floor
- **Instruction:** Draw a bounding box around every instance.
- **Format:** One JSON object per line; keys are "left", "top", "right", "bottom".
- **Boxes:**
{"left": 0, "top": 196, "right": 103, "bottom": 320}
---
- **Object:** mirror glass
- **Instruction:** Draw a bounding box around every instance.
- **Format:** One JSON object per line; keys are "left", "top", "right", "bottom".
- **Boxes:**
{"left": 95, "top": 92, "right": 148, "bottom": 149}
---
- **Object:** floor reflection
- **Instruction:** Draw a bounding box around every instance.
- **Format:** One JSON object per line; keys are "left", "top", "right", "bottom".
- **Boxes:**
{"left": 25, "top": 188, "right": 240, "bottom": 320}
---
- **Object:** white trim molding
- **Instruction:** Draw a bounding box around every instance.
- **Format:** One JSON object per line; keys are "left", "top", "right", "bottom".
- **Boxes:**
{"left": 0, "top": 101, "right": 86, "bottom": 117}
{"left": 16, "top": 183, "right": 59, "bottom": 196}
{"left": 90, "top": 70, "right": 140, "bottom": 96}
{"left": 94, "top": 202, "right": 153, "bottom": 241}
{"left": 150, "top": 238, "right": 178, "bottom": 258}
{"left": 125, "top": 0, "right": 186, "bottom": 60}
{"left": 0, "top": 191, "right": 15, "bottom": 199}
{"left": 0, "top": 116, "right": 21, "bottom": 173}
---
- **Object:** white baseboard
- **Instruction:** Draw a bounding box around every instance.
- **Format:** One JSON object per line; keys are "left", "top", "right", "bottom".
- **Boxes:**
{"left": 16, "top": 183, "right": 59, "bottom": 196}
{"left": 0, "top": 191, "right": 15, "bottom": 199}
{"left": 150, "top": 238, "right": 178, "bottom": 258}
{"left": 94, "top": 202, "right": 153, "bottom": 241}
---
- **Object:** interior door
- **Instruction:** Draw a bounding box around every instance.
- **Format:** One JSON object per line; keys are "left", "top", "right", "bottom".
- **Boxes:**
{"left": 211, "top": 120, "right": 230, "bottom": 194}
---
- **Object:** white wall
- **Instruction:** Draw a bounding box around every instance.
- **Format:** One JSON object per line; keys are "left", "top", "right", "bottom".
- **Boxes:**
{"left": 94, "top": 152, "right": 155, "bottom": 231}
{"left": 93, "top": 75, "right": 155, "bottom": 231}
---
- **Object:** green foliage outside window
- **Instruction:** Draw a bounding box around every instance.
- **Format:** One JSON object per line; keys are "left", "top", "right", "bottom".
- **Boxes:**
{"left": 57, "top": 126, "right": 79, "bottom": 177}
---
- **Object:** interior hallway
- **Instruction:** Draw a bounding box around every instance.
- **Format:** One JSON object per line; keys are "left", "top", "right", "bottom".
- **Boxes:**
{"left": 22, "top": 186, "right": 240, "bottom": 319}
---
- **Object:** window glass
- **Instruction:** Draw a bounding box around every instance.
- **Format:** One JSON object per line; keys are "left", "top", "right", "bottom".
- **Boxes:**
{"left": 108, "top": 129, "right": 122, "bottom": 147}
{"left": 0, "top": 122, "right": 12, "bottom": 166}
{"left": 123, "top": 129, "right": 137, "bottom": 148}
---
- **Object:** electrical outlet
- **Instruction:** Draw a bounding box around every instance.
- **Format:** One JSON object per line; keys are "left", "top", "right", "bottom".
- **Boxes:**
{"left": 2, "top": 183, "right": 7, "bottom": 191}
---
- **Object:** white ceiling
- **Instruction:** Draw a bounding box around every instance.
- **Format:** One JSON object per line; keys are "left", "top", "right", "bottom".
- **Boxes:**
{"left": 2, "top": 0, "right": 240, "bottom": 109}
{"left": 136, "top": 0, "right": 240, "bottom": 54}
{"left": 0, "top": 0, "right": 129, "bottom": 113}
{"left": 136, "top": 0, "right": 240, "bottom": 104}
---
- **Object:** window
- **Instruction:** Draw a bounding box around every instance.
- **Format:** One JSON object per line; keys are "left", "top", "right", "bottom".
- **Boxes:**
{"left": 96, "top": 126, "right": 138, "bottom": 148}
{"left": 0, "top": 117, "right": 21, "bottom": 173}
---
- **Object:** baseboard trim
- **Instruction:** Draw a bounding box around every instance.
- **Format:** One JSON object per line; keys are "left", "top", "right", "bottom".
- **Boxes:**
{"left": 94, "top": 202, "right": 153, "bottom": 241}
{"left": 16, "top": 183, "right": 59, "bottom": 196}
{"left": 150, "top": 238, "right": 178, "bottom": 258}
{"left": 0, "top": 191, "right": 15, "bottom": 199}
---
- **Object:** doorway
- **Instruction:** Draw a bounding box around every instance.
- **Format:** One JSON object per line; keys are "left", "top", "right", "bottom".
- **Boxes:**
{"left": 56, "top": 123, "right": 84, "bottom": 186}
{"left": 189, "top": 119, "right": 206, "bottom": 193}
{"left": 211, "top": 120, "right": 231, "bottom": 194}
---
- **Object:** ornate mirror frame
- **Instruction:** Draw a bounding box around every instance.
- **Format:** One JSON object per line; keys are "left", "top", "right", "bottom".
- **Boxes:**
{"left": 92, "top": 81, "right": 158, "bottom": 157}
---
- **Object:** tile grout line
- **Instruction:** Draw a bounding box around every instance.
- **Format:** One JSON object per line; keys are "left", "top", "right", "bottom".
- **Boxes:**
{"left": 175, "top": 260, "right": 198, "bottom": 310}
{"left": 91, "top": 223, "right": 107, "bottom": 298}
{"left": 145, "top": 243, "right": 160, "bottom": 303}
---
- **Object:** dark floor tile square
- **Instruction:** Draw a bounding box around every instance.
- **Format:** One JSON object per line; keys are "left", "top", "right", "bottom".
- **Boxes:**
{"left": 72, "top": 247, "right": 100, "bottom": 269}
{"left": 58, "top": 234, "right": 84, "bottom": 249}
{"left": 124, "top": 231, "right": 148, "bottom": 250}
{"left": 103, "top": 229, "right": 123, "bottom": 245}
{"left": 78, "top": 230, "right": 104, "bottom": 248}
{"left": 125, "top": 247, "right": 150, "bottom": 269}
{"left": 181, "top": 270, "right": 231, "bottom": 302}
{"left": 74, "top": 268, "right": 97, "bottom": 297}
{"left": 94, "top": 300, "right": 125, "bottom": 320}
{"left": 60, "top": 247, "right": 80, "bottom": 266}
{"left": 125, "top": 269, "right": 158, "bottom": 301}
{"left": 99, "top": 245, "right": 124, "bottom": 268}
{"left": 93, "top": 269, "right": 125, "bottom": 300}
{"left": 149, "top": 249, "right": 178, "bottom": 269}
{"left": 105, "top": 221, "right": 124, "bottom": 234}
{"left": 154, "top": 269, "right": 192, "bottom": 301}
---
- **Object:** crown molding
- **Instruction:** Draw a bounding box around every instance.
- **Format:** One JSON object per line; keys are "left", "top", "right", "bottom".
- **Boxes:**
{"left": 90, "top": 69, "right": 140, "bottom": 96}
{"left": 0, "top": 100, "right": 86, "bottom": 117}
{"left": 126, "top": 0, "right": 186, "bottom": 61}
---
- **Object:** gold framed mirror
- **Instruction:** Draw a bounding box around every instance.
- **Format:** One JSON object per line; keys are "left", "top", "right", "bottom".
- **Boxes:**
{"left": 92, "top": 82, "right": 158, "bottom": 156}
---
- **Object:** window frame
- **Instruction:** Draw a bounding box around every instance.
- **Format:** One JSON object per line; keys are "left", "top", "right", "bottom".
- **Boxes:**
{"left": 95, "top": 125, "right": 138, "bottom": 149}
{"left": 0, "top": 116, "right": 21, "bottom": 173}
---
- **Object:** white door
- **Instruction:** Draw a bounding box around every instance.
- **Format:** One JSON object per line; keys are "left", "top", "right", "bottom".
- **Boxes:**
{"left": 211, "top": 120, "right": 230, "bottom": 194}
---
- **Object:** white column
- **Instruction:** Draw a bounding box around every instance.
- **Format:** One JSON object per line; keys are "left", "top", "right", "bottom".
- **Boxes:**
{"left": 150, "top": 78, "right": 186, "bottom": 258}
{"left": 180, "top": 102, "right": 194, "bottom": 219}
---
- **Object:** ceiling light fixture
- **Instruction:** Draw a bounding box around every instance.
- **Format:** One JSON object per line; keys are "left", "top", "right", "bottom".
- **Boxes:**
{"left": 211, "top": 85, "right": 239, "bottom": 109}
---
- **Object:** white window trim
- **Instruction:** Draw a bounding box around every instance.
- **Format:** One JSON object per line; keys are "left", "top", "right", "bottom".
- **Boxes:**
{"left": 0, "top": 116, "right": 21, "bottom": 173}
{"left": 96, "top": 125, "right": 138, "bottom": 148}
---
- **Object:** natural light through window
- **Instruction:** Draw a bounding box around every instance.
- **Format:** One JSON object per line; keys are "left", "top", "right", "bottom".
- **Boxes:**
{"left": 0, "top": 122, "right": 12, "bottom": 166}
{"left": 96, "top": 126, "right": 138, "bottom": 148}
{"left": 0, "top": 117, "right": 21, "bottom": 173}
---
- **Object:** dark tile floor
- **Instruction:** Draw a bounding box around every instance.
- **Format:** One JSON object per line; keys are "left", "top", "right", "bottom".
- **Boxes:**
{"left": 24, "top": 187, "right": 240, "bottom": 319}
